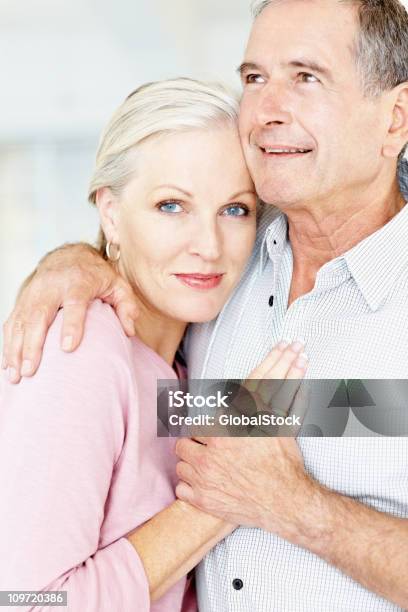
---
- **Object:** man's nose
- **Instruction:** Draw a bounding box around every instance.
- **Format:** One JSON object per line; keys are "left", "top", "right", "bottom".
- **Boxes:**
{"left": 253, "top": 82, "right": 293, "bottom": 126}
{"left": 188, "top": 218, "right": 222, "bottom": 261}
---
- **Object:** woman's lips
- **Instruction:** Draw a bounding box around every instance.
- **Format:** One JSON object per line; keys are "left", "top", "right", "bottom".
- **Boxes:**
{"left": 175, "top": 273, "right": 224, "bottom": 290}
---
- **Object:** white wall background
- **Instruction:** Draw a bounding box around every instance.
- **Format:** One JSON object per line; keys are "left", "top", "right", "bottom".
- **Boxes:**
{"left": 0, "top": 0, "right": 407, "bottom": 346}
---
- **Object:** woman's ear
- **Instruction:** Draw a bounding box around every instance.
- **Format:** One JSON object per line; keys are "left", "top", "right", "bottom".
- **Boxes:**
{"left": 383, "top": 84, "right": 408, "bottom": 159}
{"left": 95, "top": 187, "right": 121, "bottom": 244}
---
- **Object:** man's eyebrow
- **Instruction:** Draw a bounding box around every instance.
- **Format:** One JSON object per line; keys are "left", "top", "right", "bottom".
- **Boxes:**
{"left": 237, "top": 59, "right": 333, "bottom": 81}
{"left": 289, "top": 58, "right": 332, "bottom": 80}
{"left": 237, "top": 62, "right": 263, "bottom": 78}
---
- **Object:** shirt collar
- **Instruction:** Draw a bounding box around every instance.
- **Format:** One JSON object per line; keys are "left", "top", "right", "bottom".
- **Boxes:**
{"left": 258, "top": 158, "right": 408, "bottom": 309}
{"left": 343, "top": 202, "right": 408, "bottom": 311}
{"left": 344, "top": 158, "right": 408, "bottom": 311}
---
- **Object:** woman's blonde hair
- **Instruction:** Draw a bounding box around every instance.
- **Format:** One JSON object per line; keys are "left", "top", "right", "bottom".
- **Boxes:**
{"left": 88, "top": 77, "right": 240, "bottom": 256}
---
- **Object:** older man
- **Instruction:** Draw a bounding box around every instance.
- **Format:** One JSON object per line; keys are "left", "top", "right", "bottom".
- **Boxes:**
{"left": 3, "top": 0, "right": 408, "bottom": 610}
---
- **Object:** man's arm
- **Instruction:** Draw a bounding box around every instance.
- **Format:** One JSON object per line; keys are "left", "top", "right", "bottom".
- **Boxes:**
{"left": 292, "top": 482, "right": 408, "bottom": 608}
{"left": 2, "top": 243, "right": 139, "bottom": 383}
{"left": 175, "top": 436, "right": 408, "bottom": 608}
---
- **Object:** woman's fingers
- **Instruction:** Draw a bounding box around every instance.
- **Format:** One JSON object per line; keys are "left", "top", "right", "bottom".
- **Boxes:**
{"left": 263, "top": 341, "right": 306, "bottom": 379}
{"left": 245, "top": 342, "right": 291, "bottom": 395}
{"left": 284, "top": 352, "right": 309, "bottom": 379}
{"left": 258, "top": 377, "right": 302, "bottom": 417}
{"left": 244, "top": 341, "right": 309, "bottom": 417}
{"left": 247, "top": 341, "right": 290, "bottom": 380}
{"left": 289, "top": 382, "right": 310, "bottom": 427}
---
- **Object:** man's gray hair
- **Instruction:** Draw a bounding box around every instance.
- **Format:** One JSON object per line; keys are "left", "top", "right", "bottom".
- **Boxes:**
{"left": 251, "top": 0, "right": 408, "bottom": 158}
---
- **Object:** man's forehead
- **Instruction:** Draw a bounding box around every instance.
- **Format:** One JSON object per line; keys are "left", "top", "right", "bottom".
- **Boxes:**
{"left": 244, "top": 0, "right": 358, "bottom": 64}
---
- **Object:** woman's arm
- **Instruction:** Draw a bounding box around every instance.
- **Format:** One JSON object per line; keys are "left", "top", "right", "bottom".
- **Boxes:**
{"left": 128, "top": 500, "right": 234, "bottom": 602}
{"left": 0, "top": 305, "right": 233, "bottom": 611}
{"left": 0, "top": 308, "right": 150, "bottom": 611}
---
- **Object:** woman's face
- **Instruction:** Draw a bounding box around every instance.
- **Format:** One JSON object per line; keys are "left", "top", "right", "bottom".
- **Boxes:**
{"left": 101, "top": 125, "right": 257, "bottom": 323}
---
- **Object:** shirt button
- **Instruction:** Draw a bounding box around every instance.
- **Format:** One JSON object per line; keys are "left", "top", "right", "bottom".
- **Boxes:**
{"left": 269, "top": 295, "right": 274, "bottom": 307}
{"left": 232, "top": 578, "right": 244, "bottom": 590}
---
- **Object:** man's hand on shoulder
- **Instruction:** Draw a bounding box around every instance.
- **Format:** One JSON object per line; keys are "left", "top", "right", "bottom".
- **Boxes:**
{"left": 2, "top": 243, "right": 139, "bottom": 383}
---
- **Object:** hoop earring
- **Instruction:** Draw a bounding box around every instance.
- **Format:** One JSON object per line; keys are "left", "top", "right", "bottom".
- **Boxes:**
{"left": 106, "top": 241, "right": 121, "bottom": 262}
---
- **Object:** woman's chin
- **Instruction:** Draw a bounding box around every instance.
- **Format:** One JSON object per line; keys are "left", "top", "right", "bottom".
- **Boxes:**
{"left": 168, "top": 300, "right": 224, "bottom": 324}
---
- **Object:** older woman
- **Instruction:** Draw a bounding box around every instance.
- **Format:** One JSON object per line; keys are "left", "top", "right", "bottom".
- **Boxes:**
{"left": 0, "top": 78, "right": 307, "bottom": 611}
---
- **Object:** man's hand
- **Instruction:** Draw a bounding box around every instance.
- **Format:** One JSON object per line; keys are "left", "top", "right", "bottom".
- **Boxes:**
{"left": 175, "top": 341, "right": 316, "bottom": 538}
{"left": 2, "top": 243, "right": 139, "bottom": 383}
{"left": 175, "top": 435, "right": 319, "bottom": 540}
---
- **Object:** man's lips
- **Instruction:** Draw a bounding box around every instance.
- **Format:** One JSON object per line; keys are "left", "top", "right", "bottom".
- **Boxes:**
{"left": 174, "top": 273, "right": 224, "bottom": 290}
{"left": 258, "top": 144, "right": 313, "bottom": 157}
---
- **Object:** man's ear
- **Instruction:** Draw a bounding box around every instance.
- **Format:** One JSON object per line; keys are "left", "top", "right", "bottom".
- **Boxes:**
{"left": 383, "top": 83, "right": 408, "bottom": 159}
{"left": 95, "top": 187, "right": 121, "bottom": 244}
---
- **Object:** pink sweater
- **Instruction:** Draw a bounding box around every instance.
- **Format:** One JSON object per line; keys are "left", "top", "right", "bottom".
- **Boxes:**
{"left": 0, "top": 300, "right": 194, "bottom": 611}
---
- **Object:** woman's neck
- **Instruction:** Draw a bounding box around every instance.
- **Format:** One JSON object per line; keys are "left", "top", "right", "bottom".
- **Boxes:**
{"left": 134, "top": 308, "right": 187, "bottom": 367}
{"left": 115, "top": 264, "right": 187, "bottom": 366}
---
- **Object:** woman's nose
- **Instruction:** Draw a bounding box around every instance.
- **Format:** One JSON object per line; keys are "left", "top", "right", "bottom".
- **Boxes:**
{"left": 188, "top": 219, "right": 222, "bottom": 261}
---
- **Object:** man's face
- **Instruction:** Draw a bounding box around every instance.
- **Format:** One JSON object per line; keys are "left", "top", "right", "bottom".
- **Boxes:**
{"left": 239, "top": 0, "right": 390, "bottom": 209}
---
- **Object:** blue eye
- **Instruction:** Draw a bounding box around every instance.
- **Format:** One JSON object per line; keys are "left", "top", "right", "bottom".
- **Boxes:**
{"left": 223, "top": 205, "right": 249, "bottom": 217}
{"left": 158, "top": 201, "right": 183, "bottom": 213}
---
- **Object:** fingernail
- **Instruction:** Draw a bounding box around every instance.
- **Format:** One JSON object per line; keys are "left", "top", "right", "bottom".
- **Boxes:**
{"left": 276, "top": 341, "right": 289, "bottom": 350}
{"left": 21, "top": 360, "right": 32, "bottom": 376}
{"left": 290, "top": 341, "right": 305, "bottom": 353}
{"left": 62, "top": 336, "right": 73, "bottom": 351}
{"left": 1, "top": 355, "right": 7, "bottom": 369}
{"left": 295, "top": 353, "right": 309, "bottom": 369}
{"left": 7, "top": 367, "right": 18, "bottom": 383}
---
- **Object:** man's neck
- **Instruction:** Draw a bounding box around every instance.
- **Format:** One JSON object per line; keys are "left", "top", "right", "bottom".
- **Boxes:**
{"left": 286, "top": 181, "right": 406, "bottom": 306}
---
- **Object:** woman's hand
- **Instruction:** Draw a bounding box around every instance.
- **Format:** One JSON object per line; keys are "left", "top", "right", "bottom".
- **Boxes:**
{"left": 247, "top": 339, "right": 308, "bottom": 380}
{"left": 242, "top": 340, "right": 309, "bottom": 436}
{"left": 2, "top": 243, "right": 139, "bottom": 382}
{"left": 204, "top": 341, "right": 309, "bottom": 438}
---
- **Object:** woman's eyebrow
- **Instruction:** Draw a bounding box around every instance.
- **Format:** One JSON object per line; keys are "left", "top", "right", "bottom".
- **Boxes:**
{"left": 228, "top": 189, "right": 257, "bottom": 200}
{"left": 153, "top": 184, "right": 193, "bottom": 198}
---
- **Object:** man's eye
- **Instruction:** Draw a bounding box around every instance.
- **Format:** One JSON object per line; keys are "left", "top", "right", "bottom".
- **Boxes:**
{"left": 158, "top": 201, "right": 183, "bottom": 213}
{"left": 245, "top": 74, "right": 265, "bottom": 84}
{"left": 299, "top": 72, "right": 319, "bottom": 84}
{"left": 222, "top": 204, "right": 249, "bottom": 217}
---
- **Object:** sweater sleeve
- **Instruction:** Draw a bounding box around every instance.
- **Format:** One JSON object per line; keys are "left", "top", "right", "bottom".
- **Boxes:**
{"left": 0, "top": 304, "right": 150, "bottom": 612}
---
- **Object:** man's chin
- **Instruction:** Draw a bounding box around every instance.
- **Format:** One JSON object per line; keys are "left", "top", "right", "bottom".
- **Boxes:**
{"left": 252, "top": 168, "right": 301, "bottom": 205}
{"left": 256, "top": 184, "right": 304, "bottom": 210}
